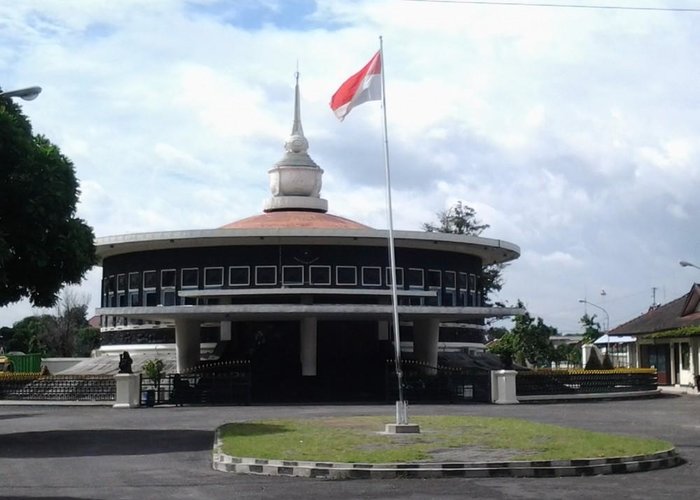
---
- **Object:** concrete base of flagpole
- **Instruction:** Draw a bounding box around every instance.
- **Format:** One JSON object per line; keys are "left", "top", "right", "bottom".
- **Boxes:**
{"left": 384, "top": 400, "right": 420, "bottom": 434}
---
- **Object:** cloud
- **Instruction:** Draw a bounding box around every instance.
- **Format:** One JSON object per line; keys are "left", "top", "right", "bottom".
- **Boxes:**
{"left": 2, "top": 0, "right": 699, "bottom": 334}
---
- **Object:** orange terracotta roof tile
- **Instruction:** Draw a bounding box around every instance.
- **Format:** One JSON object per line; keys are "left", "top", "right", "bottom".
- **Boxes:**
{"left": 220, "top": 211, "right": 371, "bottom": 230}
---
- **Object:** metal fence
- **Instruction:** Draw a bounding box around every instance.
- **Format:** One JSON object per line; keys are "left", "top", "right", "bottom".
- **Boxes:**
{"left": 141, "top": 363, "right": 252, "bottom": 406}
{"left": 0, "top": 374, "right": 116, "bottom": 401}
{"left": 516, "top": 369, "right": 658, "bottom": 396}
{"left": 385, "top": 360, "right": 492, "bottom": 403}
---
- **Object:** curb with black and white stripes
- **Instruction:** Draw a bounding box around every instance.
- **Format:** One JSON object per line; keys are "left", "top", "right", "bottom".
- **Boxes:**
{"left": 211, "top": 429, "right": 683, "bottom": 480}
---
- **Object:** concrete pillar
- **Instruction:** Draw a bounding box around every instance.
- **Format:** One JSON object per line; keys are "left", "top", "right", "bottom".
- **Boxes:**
{"left": 490, "top": 370, "right": 519, "bottom": 404}
{"left": 113, "top": 373, "right": 140, "bottom": 408}
{"left": 300, "top": 317, "right": 317, "bottom": 376}
{"left": 175, "top": 319, "right": 201, "bottom": 373}
{"left": 220, "top": 320, "right": 232, "bottom": 341}
{"left": 413, "top": 318, "right": 439, "bottom": 375}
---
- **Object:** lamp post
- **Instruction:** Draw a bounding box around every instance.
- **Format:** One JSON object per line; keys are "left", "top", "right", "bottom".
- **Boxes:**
{"left": 579, "top": 299, "right": 610, "bottom": 354}
{"left": 0, "top": 86, "right": 42, "bottom": 101}
{"left": 680, "top": 260, "right": 700, "bottom": 271}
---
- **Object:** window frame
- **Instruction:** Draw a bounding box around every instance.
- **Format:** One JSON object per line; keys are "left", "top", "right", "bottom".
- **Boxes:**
{"left": 255, "top": 265, "right": 278, "bottom": 286}
{"left": 361, "top": 266, "right": 382, "bottom": 287}
{"left": 228, "top": 266, "right": 250, "bottom": 287}
{"left": 282, "top": 265, "right": 304, "bottom": 286}
{"left": 336, "top": 266, "right": 358, "bottom": 286}
{"left": 309, "top": 265, "right": 331, "bottom": 286}
{"left": 204, "top": 266, "right": 224, "bottom": 288}
{"left": 181, "top": 267, "right": 200, "bottom": 289}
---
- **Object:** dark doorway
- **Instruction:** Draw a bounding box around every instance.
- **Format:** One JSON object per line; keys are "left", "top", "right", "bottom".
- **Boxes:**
{"left": 316, "top": 320, "right": 390, "bottom": 402}
{"left": 640, "top": 344, "right": 671, "bottom": 385}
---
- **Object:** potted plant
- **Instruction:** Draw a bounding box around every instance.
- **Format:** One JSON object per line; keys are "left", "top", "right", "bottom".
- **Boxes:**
{"left": 142, "top": 359, "right": 165, "bottom": 406}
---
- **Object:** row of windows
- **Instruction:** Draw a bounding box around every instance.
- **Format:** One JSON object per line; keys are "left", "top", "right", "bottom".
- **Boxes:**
{"left": 103, "top": 266, "right": 480, "bottom": 308}
{"left": 104, "top": 266, "right": 479, "bottom": 291}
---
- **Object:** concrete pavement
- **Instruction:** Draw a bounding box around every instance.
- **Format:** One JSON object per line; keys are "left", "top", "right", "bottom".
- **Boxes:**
{"left": 1, "top": 395, "right": 699, "bottom": 499}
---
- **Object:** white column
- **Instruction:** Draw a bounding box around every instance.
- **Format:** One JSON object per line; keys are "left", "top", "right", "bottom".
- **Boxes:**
{"left": 175, "top": 319, "right": 201, "bottom": 373}
{"left": 413, "top": 318, "right": 439, "bottom": 374}
{"left": 300, "top": 317, "right": 317, "bottom": 376}
{"left": 220, "top": 320, "right": 232, "bottom": 341}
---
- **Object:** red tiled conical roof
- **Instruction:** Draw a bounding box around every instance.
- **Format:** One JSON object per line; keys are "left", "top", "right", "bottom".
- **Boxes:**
{"left": 221, "top": 211, "right": 371, "bottom": 230}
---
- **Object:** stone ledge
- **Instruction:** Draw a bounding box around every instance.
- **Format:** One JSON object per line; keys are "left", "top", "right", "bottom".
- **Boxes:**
{"left": 211, "top": 428, "right": 683, "bottom": 480}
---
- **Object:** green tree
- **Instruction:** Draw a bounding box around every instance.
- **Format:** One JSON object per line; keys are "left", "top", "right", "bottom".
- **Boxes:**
{"left": 4, "top": 290, "right": 96, "bottom": 357}
{"left": 5, "top": 315, "right": 52, "bottom": 354}
{"left": 580, "top": 313, "right": 602, "bottom": 344}
{"left": 0, "top": 92, "right": 96, "bottom": 308}
{"left": 75, "top": 326, "right": 101, "bottom": 357}
{"left": 422, "top": 201, "right": 505, "bottom": 303}
{"left": 38, "top": 290, "right": 92, "bottom": 357}
{"left": 488, "top": 302, "right": 557, "bottom": 367}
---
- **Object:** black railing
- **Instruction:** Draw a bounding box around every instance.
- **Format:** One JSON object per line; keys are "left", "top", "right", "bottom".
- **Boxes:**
{"left": 385, "top": 360, "right": 491, "bottom": 403}
{"left": 0, "top": 374, "right": 116, "bottom": 401}
{"left": 141, "top": 361, "right": 252, "bottom": 405}
{"left": 516, "top": 369, "right": 658, "bottom": 396}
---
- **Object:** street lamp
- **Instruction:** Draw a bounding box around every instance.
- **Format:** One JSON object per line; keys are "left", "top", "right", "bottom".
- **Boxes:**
{"left": 579, "top": 299, "right": 610, "bottom": 353}
{"left": 680, "top": 260, "right": 700, "bottom": 271}
{"left": 0, "top": 86, "right": 42, "bottom": 101}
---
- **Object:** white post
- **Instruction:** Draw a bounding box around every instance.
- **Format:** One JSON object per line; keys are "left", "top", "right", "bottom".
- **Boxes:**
{"left": 300, "top": 317, "right": 317, "bottom": 376}
{"left": 175, "top": 319, "right": 201, "bottom": 373}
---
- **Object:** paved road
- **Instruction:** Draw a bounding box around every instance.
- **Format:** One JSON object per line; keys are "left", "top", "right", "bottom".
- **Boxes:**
{"left": 1, "top": 395, "right": 698, "bottom": 499}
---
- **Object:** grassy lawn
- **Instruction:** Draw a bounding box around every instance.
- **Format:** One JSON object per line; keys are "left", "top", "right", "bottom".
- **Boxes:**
{"left": 219, "top": 415, "right": 672, "bottom": 463}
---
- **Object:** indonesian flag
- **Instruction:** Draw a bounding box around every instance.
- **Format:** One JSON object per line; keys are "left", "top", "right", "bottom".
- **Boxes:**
{"left": 330, "top": 51, "right": 382, "bottom": 121}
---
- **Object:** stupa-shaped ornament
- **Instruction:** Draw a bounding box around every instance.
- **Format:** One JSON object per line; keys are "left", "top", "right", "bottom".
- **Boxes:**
{"left": 264, "top": 72, "right": 328, "bottom": 213}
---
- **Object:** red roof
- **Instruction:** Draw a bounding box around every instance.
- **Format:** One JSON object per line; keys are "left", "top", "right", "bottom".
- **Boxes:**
{"left": 610, "top": 283, "right": 700, "bottom": 335}
{"left": 221, "top": 211, "right": 371, "bottom": 230}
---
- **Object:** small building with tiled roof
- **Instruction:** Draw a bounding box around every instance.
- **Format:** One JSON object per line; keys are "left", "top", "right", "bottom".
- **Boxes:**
{"left": 93, "top": 76, "right": 522, "bottom": 402}
{"left": 610, "top": 283, "right": 700, "bottom": 387}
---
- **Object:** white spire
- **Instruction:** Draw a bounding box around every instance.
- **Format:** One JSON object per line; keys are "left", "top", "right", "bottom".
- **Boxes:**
{"left": 264, "top": 72, "right": 327, "bottom": 213}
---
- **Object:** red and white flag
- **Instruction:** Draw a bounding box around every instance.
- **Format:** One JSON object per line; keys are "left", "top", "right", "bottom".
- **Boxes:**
{"left": 330, "top": 51, "right": 382, "bottom": 121}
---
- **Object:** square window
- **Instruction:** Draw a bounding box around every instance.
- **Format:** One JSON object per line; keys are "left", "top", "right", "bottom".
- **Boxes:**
{"left": 459, "top": 272, "right": 468, "bottom": 291}
{"left": 204, "top": 267, "right": 224, "bottom": 287}
{"left": 128, "top": 272, "right": 140, "bottom": 291}
{"left": 182, "top": 268, "right": 199, "bottom": 288}
{"left": 161, "top": 269, "right": 176, "bottom": 288}
{"left": 336, "top": 266, "right": 357, "bottom": 285}
{"left": 428, "top": 270, "right": 441, "bottom": 288}
{"left": 117, "top": 274, "right": 126, "bottom": 292}
{"left": 255, "top": 266, "right": 277, "bottom": 286}
{"left": 143, "top": 270, "right": 157, "bottom": 290}
{"left": 128, "top": 291, "right": 140, "bottom": 307}
{"left": 118, "top": 293, "right": 127, "bottom": 307}
{"left": 386, "top": 267, "right": 404, "bottom": 287}
{"left": 282, "top": 266, "right": 303, "bottom": 285}
{"left": 309, "top": 266, "right": 331, "bottom": 286}
{"left": 444, "top": 271, "right": 456, "bottom": 289}
{"left": 408, "top": 268, "right": 424, "bottom": 288}
{"left": 362, "top": 267, "right": 382, "bottom": 286}
{"left": 229, "top": 266, "right": 250, "bottom": 286}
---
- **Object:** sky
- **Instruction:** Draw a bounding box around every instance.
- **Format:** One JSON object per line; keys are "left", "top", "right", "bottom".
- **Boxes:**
{"left": 1, "top": 0, "right": 699, "bottom": 334}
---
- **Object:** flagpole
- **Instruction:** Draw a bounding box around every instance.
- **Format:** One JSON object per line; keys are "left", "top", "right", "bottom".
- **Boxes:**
{"left": 378, "top": 36, "right": 407, "bottom": 425}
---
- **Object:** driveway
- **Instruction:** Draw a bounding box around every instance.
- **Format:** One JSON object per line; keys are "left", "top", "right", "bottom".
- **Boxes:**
{"left": 1, "top": 395, "right": 698, "bottom": 499}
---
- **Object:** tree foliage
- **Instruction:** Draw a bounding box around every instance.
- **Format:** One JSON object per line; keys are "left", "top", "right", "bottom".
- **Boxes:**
{"left": 0, "top": 93, "right": 96, "bottom": 308}
{"left": 488, "top": 302, "right": 558, "bottom": 367}
{"left": 422, "top": 201, "right": 490, "bottom": 235}
{"left": 0, "top": 290, "right": 99, "bottom": 357}
{"left": 422, "top": 201, "right": 506, "bottom": 302}
{"left": 580, "top": 313, "right": 602, "bottom": 344}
